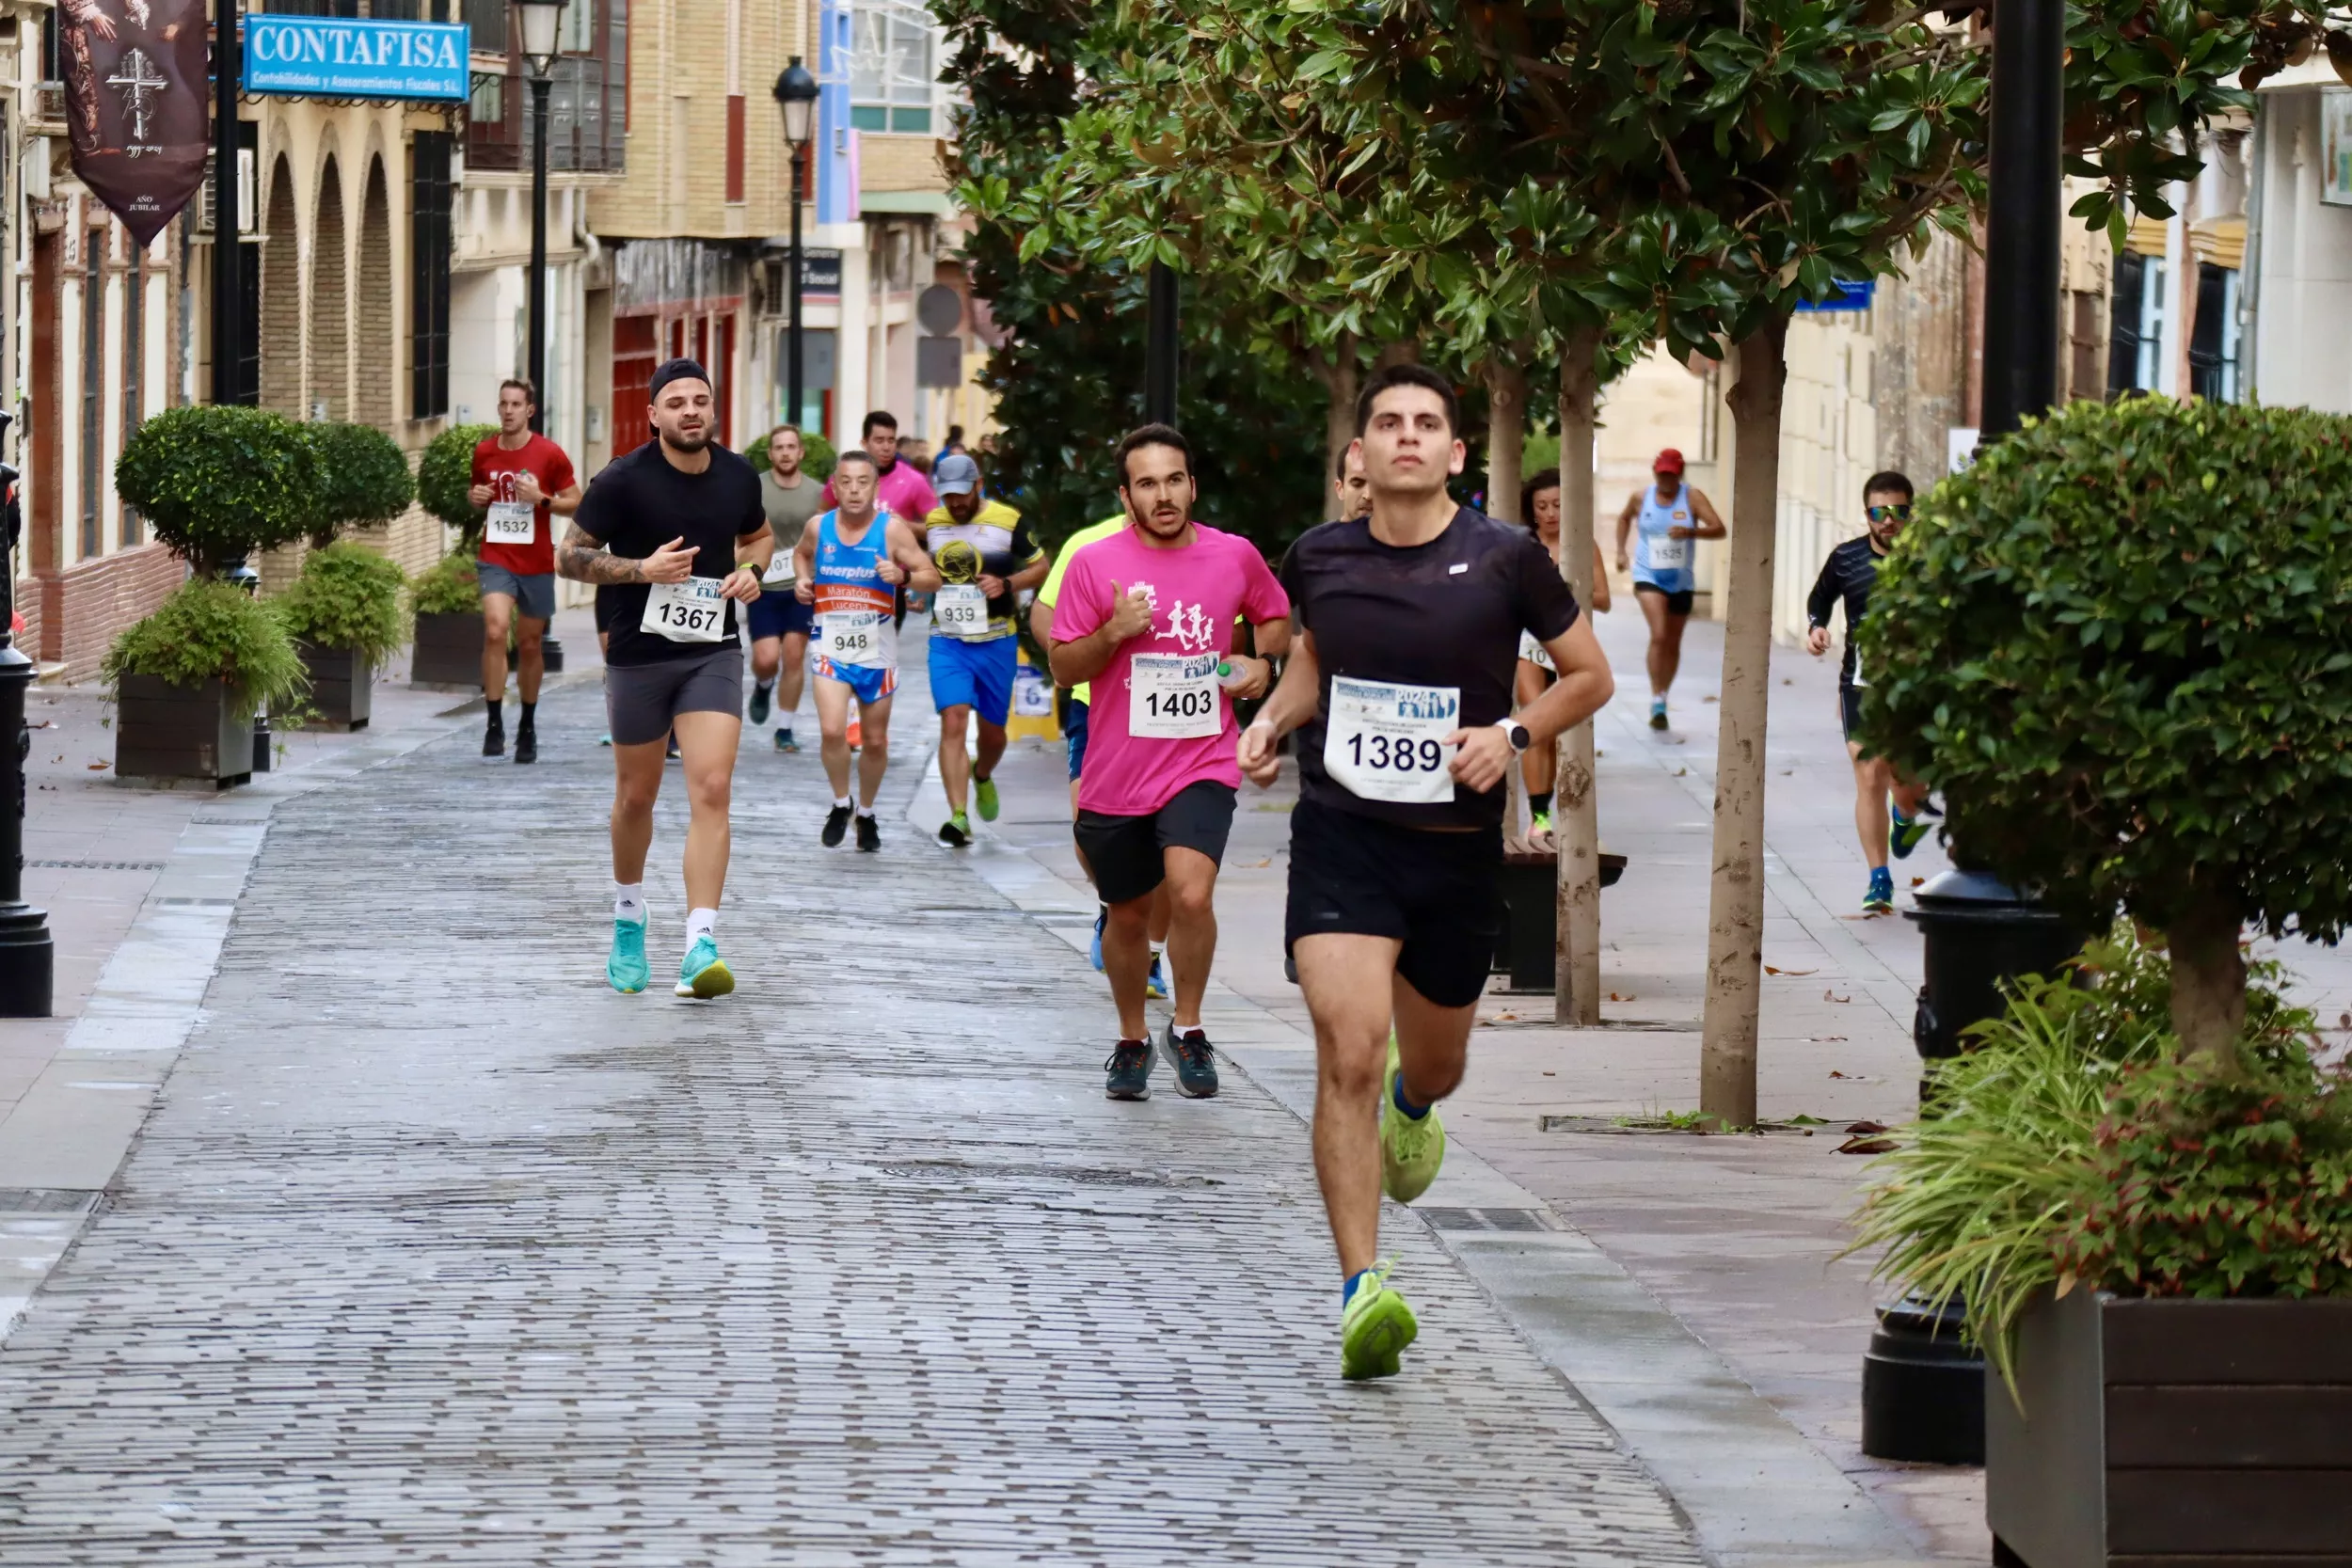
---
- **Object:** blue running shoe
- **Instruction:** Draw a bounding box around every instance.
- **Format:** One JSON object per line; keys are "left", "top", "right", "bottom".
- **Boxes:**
{"left": 1146, "top": 953, "right": 1169, "bottom": 1000}
{"left": 748, "top": 682, "right": 772, "bottom": 725}
{"left": 1648, "top": 698, "right": 1669, "bottom": 731}
{"left": 1890, "top": 802, "right": 1932, "bottom": 860}
{"left": 608, "top": 917, "right": 650, "bottom": 994}
{"left": 1864, "top": 867, "right": 1896, "bottom": 913}
{"left": 675, "top": 934, "right": 736, "bottom": 998}
{"left": 1089, "top": 908, "right": 1106, "bottom": 973}
{"left": 774, "top": 728, "right": 799, "bottom": 753}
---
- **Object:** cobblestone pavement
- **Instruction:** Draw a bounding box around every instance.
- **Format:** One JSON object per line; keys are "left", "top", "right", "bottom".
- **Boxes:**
{"left": 0, "top": 672, "right": 1705, "bottom": 1566}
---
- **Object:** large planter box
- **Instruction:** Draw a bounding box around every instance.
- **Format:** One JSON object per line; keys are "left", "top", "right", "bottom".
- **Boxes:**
{"left": 1989, "top": 1289, "right": 2352, "bottom": 1567}
{"left": 295, "top": 641, "right": 373, "bottom": 730}
{"left": 115, "top": 673, "right": 253, "bottom": 787}
{"left": 410, "top": 610, "right": 484, "bottom": 688}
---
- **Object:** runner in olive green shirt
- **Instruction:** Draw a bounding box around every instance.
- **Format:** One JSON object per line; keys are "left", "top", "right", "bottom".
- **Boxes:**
{"left": 747, "top": 425, "right": 828, "bottom": 751}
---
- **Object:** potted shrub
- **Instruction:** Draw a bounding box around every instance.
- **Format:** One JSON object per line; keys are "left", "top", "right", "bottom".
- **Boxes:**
{"left": 1858, "top": 397, "right": 2352, "bottom": 1568}
{"left": 407, "top": 548, "right": 484, "bottom": 688}
{"left": 276, "top": 541, "right": 406, "bottom": 729}
{"left": 410, "top": 422, "right": 495, "bottom": 686}
{"left": 306, "top": 421, "right": 416, "bottom": 548}
{"left": 103, "top": 578, "right": 309, "bottom": 785}
{"left": 110, "top": 407, "right": 319, "bottom": 781}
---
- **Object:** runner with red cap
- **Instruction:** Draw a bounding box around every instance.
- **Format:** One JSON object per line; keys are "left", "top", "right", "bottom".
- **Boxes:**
{"left": 1613, "top": 447, "right": 1725, "bottom": 730}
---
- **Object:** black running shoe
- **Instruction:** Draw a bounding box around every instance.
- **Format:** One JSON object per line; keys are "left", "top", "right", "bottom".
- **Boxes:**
{"left": 1162, "top": 1024, "right": 1220, "bottom": 1099}
{"left": 1104, "top": 1039, "right": 1153, "bottom": 1101}
{"left": 937, "top": 813, "right": 971, "bottom": 847}
{"left": 513, "top": 723, "right": 537, "bottom": 766}
{"left": 822, "top": 804, "right": 852, "bottom": 847}
{"left": 855, "top": 813, "right": 882, "bottom": 852}
{"left": 748, "top": 682, "right": 772, "bottom": 725}
{"left": 483, "top": 719, "right": 505, "bottom": 757}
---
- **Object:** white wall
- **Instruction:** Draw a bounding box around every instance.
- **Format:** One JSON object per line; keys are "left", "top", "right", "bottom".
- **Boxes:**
{"left": 2251, "top": 88, "right": 2352, "bottom": 412}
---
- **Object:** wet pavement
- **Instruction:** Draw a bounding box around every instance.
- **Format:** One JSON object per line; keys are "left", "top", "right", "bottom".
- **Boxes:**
{"left": 0, "top": 661, "right": 1704, "bottom": 1565}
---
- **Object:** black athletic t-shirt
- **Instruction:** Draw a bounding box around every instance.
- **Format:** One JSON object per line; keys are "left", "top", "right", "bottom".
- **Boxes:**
{"left": 1281, "top": 506, "right": 1581, "bottom": 830}
{"left": 574, "top": 440, "right": 767, "bottom": 667}
{"left": 1805, "top": 535, "right": 1883, "bottom": 689}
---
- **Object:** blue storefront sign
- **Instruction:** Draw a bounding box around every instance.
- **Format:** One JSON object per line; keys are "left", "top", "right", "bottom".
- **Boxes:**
{"left": 1792, "top": 278, "right": 1876, "bottom": 313}
{"left": 243, "top": 16, "right": 469, "bottom": 102}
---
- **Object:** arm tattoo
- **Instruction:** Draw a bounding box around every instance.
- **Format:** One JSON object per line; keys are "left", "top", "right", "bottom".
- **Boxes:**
{"left": 555, "top": 522, "right": 647, "bottom": 585}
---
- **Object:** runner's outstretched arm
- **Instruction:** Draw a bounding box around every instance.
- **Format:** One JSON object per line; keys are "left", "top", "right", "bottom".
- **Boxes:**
{"left": 1237, "top": 628, "right": 1320, "bottom": 789}
{"left": 1686, "top": 488, "right": 1728, "bottom": 539}
{"left": 1525, "top": 615, "right": 1615, "bottom": 746}
{"left": 556, "top": 521, "right": 666, "bottom": 585}
{"left": 1614, "top": 493, "right": 1641, "bottom": 568}
{"left": 887, "top": 519, "right": 942, "bottom": 593}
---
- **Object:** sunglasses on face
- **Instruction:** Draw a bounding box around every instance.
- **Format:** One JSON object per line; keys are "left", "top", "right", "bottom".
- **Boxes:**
{"left": 1867, "top": 504, "right": 1912, "bottom": 524}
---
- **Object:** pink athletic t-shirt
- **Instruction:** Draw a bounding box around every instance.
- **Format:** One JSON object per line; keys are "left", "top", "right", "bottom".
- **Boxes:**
{"left": 1051, "top": 523, "right": 1289, "bottom": 816}
{"left": 823, "top": 460, "right": 939, "bottom": 523}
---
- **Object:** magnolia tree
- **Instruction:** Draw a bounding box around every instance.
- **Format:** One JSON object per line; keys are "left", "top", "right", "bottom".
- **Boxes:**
{"left": 1864, "top": 398, "right": 2352, "bottom": 1073}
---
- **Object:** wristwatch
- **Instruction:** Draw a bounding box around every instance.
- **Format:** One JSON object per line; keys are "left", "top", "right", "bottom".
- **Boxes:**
{"left": 1495, "top": 718, "right": 1532, "bottom": 753}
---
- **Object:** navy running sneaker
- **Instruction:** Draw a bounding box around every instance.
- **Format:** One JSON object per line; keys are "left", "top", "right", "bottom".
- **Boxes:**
{"left": 1161, "top": 1024, "right": 1219, "bottom": 1099}
{"left": 1104, "top": 1039, "right": 1152, "bottom": 1101}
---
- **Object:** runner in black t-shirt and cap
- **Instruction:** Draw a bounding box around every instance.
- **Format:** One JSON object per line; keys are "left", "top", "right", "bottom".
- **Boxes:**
{"left": 557, "top": 358, "right": 771, "bottom": 1001}
{"left": 1240, "top": 364, "right": 1615, "bottom": 1382}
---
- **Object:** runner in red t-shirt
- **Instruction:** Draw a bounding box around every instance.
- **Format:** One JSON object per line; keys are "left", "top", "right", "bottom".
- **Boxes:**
{"left": 467, "top": 378, "right": 581, "bottom": 764}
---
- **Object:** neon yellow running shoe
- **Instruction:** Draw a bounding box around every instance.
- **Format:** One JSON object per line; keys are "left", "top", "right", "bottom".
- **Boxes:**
{"left": 975, "top": 775, "right": 1001, "bottom": 822}
{"left": 1381, "top": 1034, "right": 1446, "bottom": 1203}
{"left": 1341, "top": 1260, "right": 1419, "bottom": 1381}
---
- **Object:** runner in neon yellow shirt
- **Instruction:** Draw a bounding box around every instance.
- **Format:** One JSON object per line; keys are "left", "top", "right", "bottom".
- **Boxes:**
{"left": 1031, "top": 514, "right": 1138, "bottom": 979}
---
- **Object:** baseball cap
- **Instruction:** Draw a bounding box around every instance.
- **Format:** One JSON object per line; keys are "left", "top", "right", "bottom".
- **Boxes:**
{"left": 933, "top": 452, "right": 982, "bottom": 496}
{"left": 1654, "top": 448, "right": 1686, "bottom": 475}
{"left": 647, "top": 357, "right": 711, "bottom": 403}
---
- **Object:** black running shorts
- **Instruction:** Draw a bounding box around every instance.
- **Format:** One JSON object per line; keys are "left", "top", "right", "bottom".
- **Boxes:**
{"left": 1073, "top": 781, "right": 1236, "bottom": 906}
{"left": 604, "top": 644, "right": 743, "bottom": 746}
{"left": 1840, "top": 683, "right": 1865, "bottom": 744}
{"left": 1284, "top": 797, "right": 1502, "bottom": 1009}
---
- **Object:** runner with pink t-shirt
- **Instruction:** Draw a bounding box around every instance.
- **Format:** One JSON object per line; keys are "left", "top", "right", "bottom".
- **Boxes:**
{"left": 1049, "top": 424, "right": 1290, "bottom": 1102}
{"left": 822, "top": 410, "right": 941, "bottom": 525}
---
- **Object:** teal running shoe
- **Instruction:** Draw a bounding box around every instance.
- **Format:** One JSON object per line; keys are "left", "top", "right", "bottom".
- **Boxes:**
{"left": 1341, "top": 1260, "right": 1420, "bottom": 1382}
{"left": 1146, "top": 953, "right": 1169, "bottom": 1000}
{"left": 608, "top": 917, "right": 650, "bottom": 994}
{"left": 1890, "top": 802, "right": 1932, "bottom": 860}
{"left": 1089, "top": 908, "right": 1106, "bottom": 972}
{"left": 975, "top": 776, "right": 1001, "bottom": 822}
{"left": 675, "top": 934, "right": 736, "bottom": 998}
{"left": 1864, "top": 867, "right": 1896, "bottom": 914}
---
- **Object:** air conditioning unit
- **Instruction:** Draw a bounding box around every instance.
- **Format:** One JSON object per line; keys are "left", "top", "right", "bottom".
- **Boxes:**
{"left": 198, "top": 148, "right": 259, "bottom": 236}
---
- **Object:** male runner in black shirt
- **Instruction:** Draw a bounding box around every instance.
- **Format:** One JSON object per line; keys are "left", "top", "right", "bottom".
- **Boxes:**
{"left": 558, "top": 358, "right": 771, "bottom": 999}
{"left": 1239, "top": 365, "right": 1614, "bottom": 1381}
{"left": 1805, "top": 469, "right": 1935, "bottom": 913}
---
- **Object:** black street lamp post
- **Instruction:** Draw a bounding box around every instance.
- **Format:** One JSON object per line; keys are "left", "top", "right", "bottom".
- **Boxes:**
{"left": 774, "top": 57, "right": 819, "bottom": 431}
{"left": 0, "top": 412, "right": 52, "bottom": 1018}
{"left": 212, "top": 0, "right": 243, "bottom": 407}
{"left": 1144, "top": 263, "right": 1178, "bottom": 425}
{"left": 1979, "top": 0, "right": 2065, "bottom": 437}
{"left": 516, "top": 0, "right": 568, "bottom": 434}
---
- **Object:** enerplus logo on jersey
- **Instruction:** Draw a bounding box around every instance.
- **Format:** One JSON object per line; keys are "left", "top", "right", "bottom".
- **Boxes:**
{"left": 1125, "top": 582, "right": 1218, "bottom": 654}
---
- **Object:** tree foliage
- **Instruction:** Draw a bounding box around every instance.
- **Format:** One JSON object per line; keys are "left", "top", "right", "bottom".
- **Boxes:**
{"left": 935, "top": 0, "right": 1331, "bottom": 556}
{"left": 307, "top": 421, "right": 417, "bottom": 547}
{"left": 1863, "top": 397, "right": 2352, "bottom": 948}
{"left": 114, "top": 405, "right": 322, "bottom": 575}
{"left": 417, "top": 423, "right": 498, "bottom": 545}
{"left": 101, "top": 578, "right": 310, "bottom": 717}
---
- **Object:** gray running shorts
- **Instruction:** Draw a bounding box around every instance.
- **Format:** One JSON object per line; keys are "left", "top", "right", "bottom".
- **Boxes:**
{"left": 476, "top": 563, "right": 557, "bottom": 621}
{"left": 604, "top": 644, "right": 744, "bottom": 746}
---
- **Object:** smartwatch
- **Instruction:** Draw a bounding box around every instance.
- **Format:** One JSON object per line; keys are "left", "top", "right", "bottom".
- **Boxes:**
{"left": 1496, "top": 718, "right": 1532, "bottom": 753}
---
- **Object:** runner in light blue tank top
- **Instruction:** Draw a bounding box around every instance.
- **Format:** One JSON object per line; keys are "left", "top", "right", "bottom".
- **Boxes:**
{"left": 1613, "top": 448, "right": 1724, "bottom": 730}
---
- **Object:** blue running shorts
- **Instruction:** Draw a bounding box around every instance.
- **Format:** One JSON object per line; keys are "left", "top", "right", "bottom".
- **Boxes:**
{"left": 928, "top": 634, "right": 1017, "bottom": 725}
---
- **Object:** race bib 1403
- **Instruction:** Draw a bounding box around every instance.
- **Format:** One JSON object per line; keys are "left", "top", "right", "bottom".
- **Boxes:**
{"left": 1324, "top": 675, "right": 1460, "bottom": 805}
{"left": 642, "top": 578, "right": 726, "bottom": 642}
{"left": 1128, "top": 652, "right": 1222, "bottom": 740}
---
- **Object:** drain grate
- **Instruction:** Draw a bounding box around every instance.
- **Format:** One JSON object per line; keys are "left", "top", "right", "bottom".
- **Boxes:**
{"left": 0, "top": 1188, "right": 98, "bottom": 1213}
{"left": 1421, "top": 1206, "right": 1561, "bottom": 1234}
{"left": 24, "top": 860, "right": 166, "bottom": 871}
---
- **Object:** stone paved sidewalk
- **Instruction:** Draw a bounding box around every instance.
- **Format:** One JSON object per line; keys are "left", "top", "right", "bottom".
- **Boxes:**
{"left": 0, "top": 666, "right": 1704, "bottom": 1565}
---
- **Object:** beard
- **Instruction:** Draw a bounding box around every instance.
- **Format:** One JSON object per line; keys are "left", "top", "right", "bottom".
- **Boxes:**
{"left": 662, "top": 425, "right": 711, "bottom": 453}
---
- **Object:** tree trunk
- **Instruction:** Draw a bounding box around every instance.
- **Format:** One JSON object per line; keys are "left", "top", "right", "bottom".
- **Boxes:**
{"left": 1698, "top": 318, "right": 1788, "bottom": 1129}
{"left": 1313, "top": 334, "right": 1359, "bottom": 520}
{"left": 1375, "top": 340, "right": 1421, "bottom": 371}
{"left": 2168, "top": 881, "right": 2248, "bottom": 1077}
{"left": 1485, "top": 352, "right": 1529, "bottom": 527}
{"left": 1554, "top": 325, "right": 1604, "bottom": 1026}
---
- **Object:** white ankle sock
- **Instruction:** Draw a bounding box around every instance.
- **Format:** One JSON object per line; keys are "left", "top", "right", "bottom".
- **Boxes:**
{"left": 834, "top": 795, "right": 854, "bottom": 810}
{"left": 856, "top": 806, "right": 875, "bottom": 820}
{"left": 686, "top": 908, "right": 716, "bottom": 943}
{"left": 613, "top": 884, "right": 645, "bottom": 925}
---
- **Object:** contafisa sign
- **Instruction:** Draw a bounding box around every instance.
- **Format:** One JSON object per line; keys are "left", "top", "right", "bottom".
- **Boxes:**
{"left": 243, "top": 16, "right": 469, "bottom": 102}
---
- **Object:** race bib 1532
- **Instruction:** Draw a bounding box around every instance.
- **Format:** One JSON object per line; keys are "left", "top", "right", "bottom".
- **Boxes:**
{"left": 485, "top": 500, "right": 535, "bottom": 546}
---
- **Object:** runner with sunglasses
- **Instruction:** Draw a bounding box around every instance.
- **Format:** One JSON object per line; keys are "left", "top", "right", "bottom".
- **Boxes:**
{"left": 1804, "top": 470, "right": 1937, "bottom": 913}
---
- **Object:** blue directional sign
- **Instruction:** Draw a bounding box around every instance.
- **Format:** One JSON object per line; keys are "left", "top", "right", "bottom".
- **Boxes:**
{"left": 1792, "top": 278, "right": 1876, "bottom": 313}
{"left": 243, "top": 16, "right": 469, "bottom": 102}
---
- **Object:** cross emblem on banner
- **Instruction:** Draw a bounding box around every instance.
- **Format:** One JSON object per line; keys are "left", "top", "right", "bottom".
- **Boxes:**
{"left": 105, "top": 47, "right": 167, "bottom": 150}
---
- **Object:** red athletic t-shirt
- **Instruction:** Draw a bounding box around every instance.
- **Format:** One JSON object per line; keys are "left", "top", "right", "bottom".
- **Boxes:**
{"left": 471, "top": 433, "right": 578, "bottom": 576}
